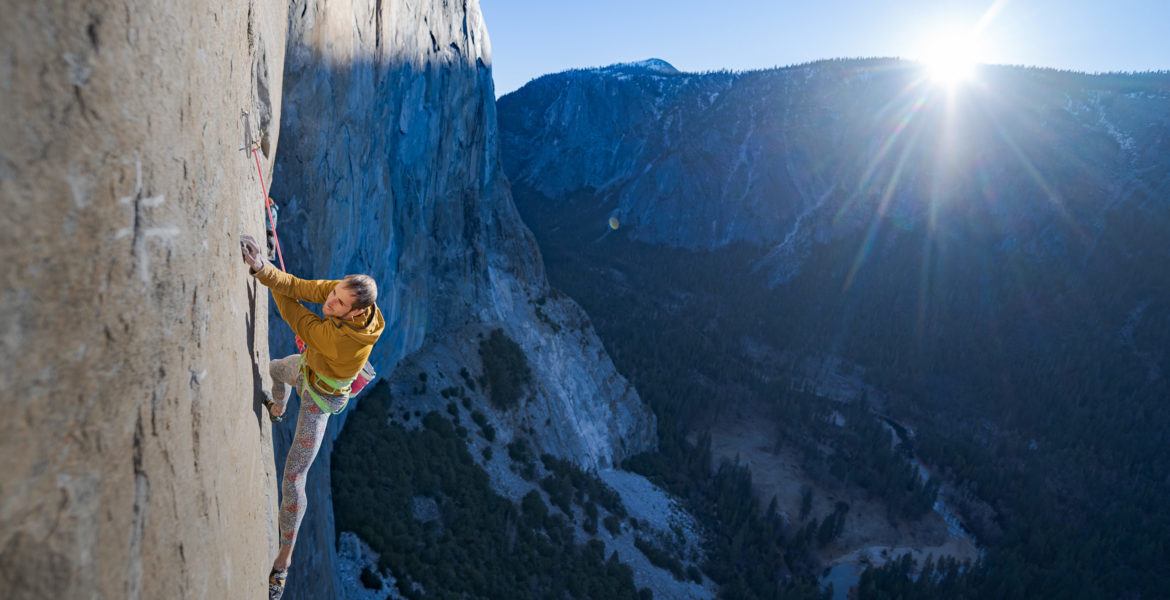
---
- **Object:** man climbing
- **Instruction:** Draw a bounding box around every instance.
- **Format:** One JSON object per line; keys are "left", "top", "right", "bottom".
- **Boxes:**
{"left": 239, "top": 234, "right": 385, "bottom": 600}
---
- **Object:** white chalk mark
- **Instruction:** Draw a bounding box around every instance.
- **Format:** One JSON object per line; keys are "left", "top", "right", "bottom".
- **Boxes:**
{"left": 135, "top": 226, "right": 182, "bottom": 285}
{"left": 68, "top": 168, "right": 92, "bottom": 208}
{"left": 143, "top": 226, "right": 180, "bottom": 238}
{"left": 115, "top": 153, "right": 183, "bottom": 286}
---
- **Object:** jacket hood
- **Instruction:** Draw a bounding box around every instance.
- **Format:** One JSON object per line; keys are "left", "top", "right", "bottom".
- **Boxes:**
{"left": 330, "top": 303, "right": 385, "bottom": 345}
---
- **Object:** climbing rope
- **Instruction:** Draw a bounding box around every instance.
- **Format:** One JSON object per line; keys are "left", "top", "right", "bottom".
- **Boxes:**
{"left": 248, "top": 129, "right": 307, "bottom": 353}
{"left": 251, "top": 143, "right": 286, "bottom": 271}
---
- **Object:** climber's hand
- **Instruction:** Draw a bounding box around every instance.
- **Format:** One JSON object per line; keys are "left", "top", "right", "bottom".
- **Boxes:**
{"left": 240, "top": 234, "right": 267, "bottom": 272}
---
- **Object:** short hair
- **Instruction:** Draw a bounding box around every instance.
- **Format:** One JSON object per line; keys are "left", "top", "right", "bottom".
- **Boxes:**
{"left": 341, "top": 274, "right": 377, "bottom": 311}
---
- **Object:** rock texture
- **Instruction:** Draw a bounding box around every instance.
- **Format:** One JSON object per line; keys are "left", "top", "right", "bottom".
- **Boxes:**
{"left": 267, "top": 2, "right": 656, "bottom": 597}
{"left": 1, "top": 2, "right": 660, "bottom": 598}
{"left": 1, "top": 1, "right": 288, "bottom": 599}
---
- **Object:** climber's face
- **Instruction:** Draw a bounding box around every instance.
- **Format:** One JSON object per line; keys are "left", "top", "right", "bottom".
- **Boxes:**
{"left": 323, "top": 283, "right": 364, "bottom": 320}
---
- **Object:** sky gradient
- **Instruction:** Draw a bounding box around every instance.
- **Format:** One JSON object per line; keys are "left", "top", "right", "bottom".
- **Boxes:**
{"left": 481, "top": 0, "right": 1170, "bottom": 97}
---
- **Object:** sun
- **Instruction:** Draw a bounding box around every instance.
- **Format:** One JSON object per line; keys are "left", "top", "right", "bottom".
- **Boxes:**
{"left": 918, "top": 32, "right": 982, "bottom": 85}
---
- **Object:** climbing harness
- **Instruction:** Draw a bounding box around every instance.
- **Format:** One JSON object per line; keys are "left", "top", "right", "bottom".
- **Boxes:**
{"left": 298, "top": 356, "right": 377, "bottom": 415}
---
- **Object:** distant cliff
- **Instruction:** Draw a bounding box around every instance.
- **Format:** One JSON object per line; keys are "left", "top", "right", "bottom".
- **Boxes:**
{"left": 499, "top": 58, "right": 1170, "bottom": 598}
{"left": 499, "top": 58, "right": 1170, "bottom": 423}
{"left": 500, "top": 59, "right": 1170, "bottom": 282}
{"left": 1, "top": 2, "right": 289, "bottom": 598}
{"left": 268, "top": 2, "right": 656, "bottom": 598}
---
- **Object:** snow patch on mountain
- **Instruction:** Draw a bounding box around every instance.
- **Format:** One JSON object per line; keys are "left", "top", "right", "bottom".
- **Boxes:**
{"left": 599, "top": 58, "right": 680, "bottom": 75}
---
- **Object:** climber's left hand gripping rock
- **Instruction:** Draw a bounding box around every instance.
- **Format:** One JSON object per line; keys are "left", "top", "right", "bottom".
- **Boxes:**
{"left": 240, "top": 234, "right": 268, "bottom": 273}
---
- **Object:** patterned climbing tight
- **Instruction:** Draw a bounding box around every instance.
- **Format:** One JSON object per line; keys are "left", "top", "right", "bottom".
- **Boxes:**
{"left": 269, "top": 354, "right": 348, "bottom": 548}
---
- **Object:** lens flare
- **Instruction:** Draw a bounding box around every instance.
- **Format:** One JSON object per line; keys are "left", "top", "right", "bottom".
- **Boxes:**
{"left": 918, "top": 31, "right": 982, "bottom": 86}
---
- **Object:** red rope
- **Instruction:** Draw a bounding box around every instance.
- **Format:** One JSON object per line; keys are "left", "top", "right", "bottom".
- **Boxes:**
{"left": 251, "top": 142, "right": 306, "bottom": 352}
{"left": 252, "top": 145, "right": 287, "bottom": 271}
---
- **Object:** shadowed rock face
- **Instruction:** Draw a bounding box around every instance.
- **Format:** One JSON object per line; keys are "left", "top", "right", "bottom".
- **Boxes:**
{"left": 0, "top": 1, "right": 288, "bottom": 599}
{"left": 267, "top": 2, "right": 656, "bottom": 598}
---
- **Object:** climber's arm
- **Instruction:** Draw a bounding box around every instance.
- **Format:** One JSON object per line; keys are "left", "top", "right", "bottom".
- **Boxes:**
{"left": 240, "top": 234, "right": 336, "bottom": 303}
{"left": 269, "top": 290, "right": 336, "bottom": 355}
{"left": 253, "top": 264, "right": 337, "bottom": 304}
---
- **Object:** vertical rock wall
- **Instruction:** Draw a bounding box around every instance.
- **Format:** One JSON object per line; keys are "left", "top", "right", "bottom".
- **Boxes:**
{"left": 0, "top": 1, "right": 658, "bottom": 598}
{"left": 268, "top": 1, "right": 656, "bottom": 596}
{"left": 0, "top": 2, "right": 288, "bottom": 598}
{"left": 272, "top": 0, "right": 656, "bottom": 466}
{"left": 273, "top": 0, "right": 537, "bottom": 357}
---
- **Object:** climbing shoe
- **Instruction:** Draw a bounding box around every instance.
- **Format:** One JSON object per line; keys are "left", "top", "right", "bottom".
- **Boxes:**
{"left": 268, "top": 567, "right": 287, "bottom": 600}
{"left": 262, "top": 391, "right": 283, "bottom": 423}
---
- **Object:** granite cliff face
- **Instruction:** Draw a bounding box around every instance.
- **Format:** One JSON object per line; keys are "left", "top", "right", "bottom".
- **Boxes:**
{"left": 271, "top": 0, "right": 654, "bottom": 468}
{"left": 2, "top": 2, "right": 656, "bottom": 598}
{"left": 1, "top": 2, "right": 288, "bottom": 598}
{"left": 268, "top": 2, "right": 656, "bottom": 598}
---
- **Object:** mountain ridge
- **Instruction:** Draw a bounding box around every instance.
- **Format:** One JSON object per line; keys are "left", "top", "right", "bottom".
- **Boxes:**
{"left": 500, "top": 59, "right": 1170, "bottom": 270}
{"left": 500, "top": 56, "right": 1170, "bottom": 597}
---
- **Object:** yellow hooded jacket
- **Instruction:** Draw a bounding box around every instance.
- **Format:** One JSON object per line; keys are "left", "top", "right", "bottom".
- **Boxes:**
{"left": 252, "top": 264, "right": 385, "bottom": 397}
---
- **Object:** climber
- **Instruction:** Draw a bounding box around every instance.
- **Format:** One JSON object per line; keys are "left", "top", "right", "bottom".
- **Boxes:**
{"left": 239, "top": 234, "right": 385, "bottom": 600}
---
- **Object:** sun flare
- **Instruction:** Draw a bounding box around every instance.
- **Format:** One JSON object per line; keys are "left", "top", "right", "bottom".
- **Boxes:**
{"left": 919, "top": 32, "right": 982, "bottom": 85}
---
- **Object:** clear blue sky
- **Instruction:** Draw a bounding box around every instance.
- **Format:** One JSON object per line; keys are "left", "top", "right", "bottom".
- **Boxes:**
{"left": 481, "top": 0, "right": 1170, "bottom": 97}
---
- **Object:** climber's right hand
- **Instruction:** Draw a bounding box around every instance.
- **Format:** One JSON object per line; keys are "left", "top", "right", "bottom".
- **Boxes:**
{"left": 240, "top": 234, "right": 267, "bottom": 272}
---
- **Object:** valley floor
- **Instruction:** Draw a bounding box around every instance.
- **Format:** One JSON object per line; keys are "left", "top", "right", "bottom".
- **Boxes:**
{"left": 703, "top": 404, "right": 980, "bottom": 572}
